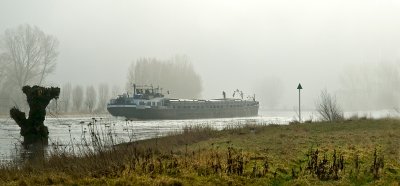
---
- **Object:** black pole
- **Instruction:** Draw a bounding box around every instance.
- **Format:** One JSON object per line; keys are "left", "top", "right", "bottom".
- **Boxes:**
{"left": 299, "top": 89, "right": 301, "bottom": 122}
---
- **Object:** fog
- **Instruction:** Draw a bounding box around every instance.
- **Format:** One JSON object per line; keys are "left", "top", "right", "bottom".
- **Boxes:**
{"left": 1, "top": 0, "right": 400, "bottom": 111}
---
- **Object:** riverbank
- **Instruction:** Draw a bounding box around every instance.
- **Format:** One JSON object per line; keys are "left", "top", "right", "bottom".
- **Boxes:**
{"left": 0, "top": 118, "right": 399, "bottom": 185}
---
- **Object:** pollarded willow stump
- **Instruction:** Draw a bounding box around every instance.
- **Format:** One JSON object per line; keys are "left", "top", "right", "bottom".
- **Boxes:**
{"left": 10, "top": 85, "right": 60, "bottom": 145}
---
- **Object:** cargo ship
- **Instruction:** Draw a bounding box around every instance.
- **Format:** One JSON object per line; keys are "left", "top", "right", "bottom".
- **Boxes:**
{"left": 107, "top": 85, "right": 259, "bottom": 120}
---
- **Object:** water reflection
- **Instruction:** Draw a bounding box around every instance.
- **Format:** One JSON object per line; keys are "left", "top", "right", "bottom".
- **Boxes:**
{"left": 6, "top": 110, "right": 394, "bottom": 162}
{"left": 7, "top": 142, "right": 49, "bottom": 167}
{"left": 21, "top": 143, "right": 47, "bottom": 163}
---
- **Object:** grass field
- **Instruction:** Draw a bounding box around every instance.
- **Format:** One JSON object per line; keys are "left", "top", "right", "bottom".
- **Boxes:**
{"left": 0, "top": 118, "right": 399, "bottom": 185}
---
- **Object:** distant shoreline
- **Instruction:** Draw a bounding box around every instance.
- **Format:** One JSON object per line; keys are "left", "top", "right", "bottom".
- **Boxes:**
{"left": 0, "top": 113, "right": 110, "bottom": 119}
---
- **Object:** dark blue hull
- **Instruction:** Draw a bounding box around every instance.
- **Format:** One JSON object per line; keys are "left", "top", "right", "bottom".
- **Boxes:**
{"left": 107, "top": 105, "right": 259, "bottom": 120}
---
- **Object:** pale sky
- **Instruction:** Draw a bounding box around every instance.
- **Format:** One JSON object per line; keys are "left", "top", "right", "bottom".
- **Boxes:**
{"left": 1, "top": 0, "right": 400, "bottom": 110}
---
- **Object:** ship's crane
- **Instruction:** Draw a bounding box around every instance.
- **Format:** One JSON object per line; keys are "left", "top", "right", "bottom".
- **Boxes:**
{"left": 232, "top": 89, "right": 244, "bottom": 99}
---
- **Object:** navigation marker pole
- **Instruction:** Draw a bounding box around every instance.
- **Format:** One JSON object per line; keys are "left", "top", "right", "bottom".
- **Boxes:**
{"left": 297, "top": 83, "right": 303, "bottom": 123}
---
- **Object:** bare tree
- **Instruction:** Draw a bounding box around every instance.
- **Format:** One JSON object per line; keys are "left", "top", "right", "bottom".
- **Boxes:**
{"left": 0, "top": 55, "right": 6, "bottom": 94}
{"left": 97, "top": 83, "right": 109, "bottom": 112}
{"left": 316, "top": 89, "right": 344, "bottom": 122}
{"left": 72, "top": 85, "right": 84, "bottom": 112}
{"left": 85, "top": 85, "right": 97, "bottom": 113}
{"left": 254, "top": 76, "right": 284, "bottom": 110}
{"left": 0, "top": 56, "right": 9, "bottom": 112}
{"left": 339, "top": 62, "right": 400, "bottom": 110}
{"left": 126, "top": 55, "right": 202, "bottom": 98}
{"left": 0, "top": 56, "right": 6, "bottom": 86}
{"left": 112, "top": 85, "right": 121, "bottom": 98}
{"left": 0, "top": 24, "right": 59, "bottom": 88}
{"left": 60, "top": 83, "right": 72, "bottom": 113}
{"left": 47, "top": 99, "right": 60, "bottom": 114}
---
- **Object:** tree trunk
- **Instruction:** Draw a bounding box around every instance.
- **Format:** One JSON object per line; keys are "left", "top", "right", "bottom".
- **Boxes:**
{"left": 9, "top": 85, "right": 60, "bottom": 146}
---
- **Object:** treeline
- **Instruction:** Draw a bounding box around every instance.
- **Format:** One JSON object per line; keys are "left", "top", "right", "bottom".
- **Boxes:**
{"left": 339, "top": 62, "right": 400, "bottom": 110}
{"left": 126, "top": 55, "right": 202, "bottom": 99}
{"left": 46, "top": 83, "right": 120, "bottom": 114}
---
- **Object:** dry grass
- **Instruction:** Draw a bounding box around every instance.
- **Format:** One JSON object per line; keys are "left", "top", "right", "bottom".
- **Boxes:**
{"left": 0, "top": 118, "right": 399, "bottom": 185}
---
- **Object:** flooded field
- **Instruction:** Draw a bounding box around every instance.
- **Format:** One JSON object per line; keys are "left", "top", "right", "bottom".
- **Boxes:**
{"left": 0, "top": 109, "right": 396, "bottom": 162}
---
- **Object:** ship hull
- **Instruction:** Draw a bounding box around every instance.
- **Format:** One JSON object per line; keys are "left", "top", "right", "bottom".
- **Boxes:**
{"left": 107, "top": 105, "right": 259, "bottom": 120}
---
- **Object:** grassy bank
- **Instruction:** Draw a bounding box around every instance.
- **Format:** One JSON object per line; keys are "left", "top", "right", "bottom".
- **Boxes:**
{"left": 0, "top": 118, "right": 399, "bottom": 185}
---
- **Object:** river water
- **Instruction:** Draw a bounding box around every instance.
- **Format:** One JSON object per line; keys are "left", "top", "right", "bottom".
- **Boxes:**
{"left": 0, "top": 109, "right": 396, "bottom": 162}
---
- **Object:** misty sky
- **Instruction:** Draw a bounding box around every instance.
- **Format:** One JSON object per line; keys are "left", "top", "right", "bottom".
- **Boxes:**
{"left": 1, "top": 0, "right": 400, "bottom": 110}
